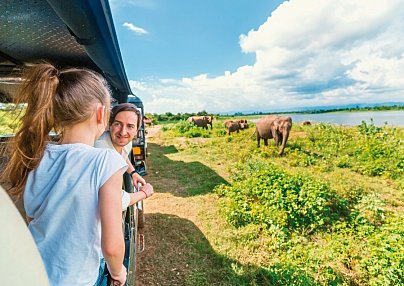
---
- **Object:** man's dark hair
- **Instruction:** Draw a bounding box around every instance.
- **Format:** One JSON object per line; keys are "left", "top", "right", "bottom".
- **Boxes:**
{"left": 109, "top": 103, "right": 141, "bottom": 129}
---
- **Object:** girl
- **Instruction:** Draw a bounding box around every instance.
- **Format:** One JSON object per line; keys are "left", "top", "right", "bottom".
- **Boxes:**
{"left": 2, "top": 63, "right": 127, "bottom": 285}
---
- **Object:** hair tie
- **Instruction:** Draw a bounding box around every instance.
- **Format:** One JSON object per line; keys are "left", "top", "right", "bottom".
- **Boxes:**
{"left": 51, "top": 68, "right": 60, "bottom": 78}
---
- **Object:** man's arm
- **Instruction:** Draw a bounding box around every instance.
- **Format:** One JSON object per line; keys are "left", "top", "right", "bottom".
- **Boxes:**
{"left": 125, "top": 157, "right": 146, "bottom": 186}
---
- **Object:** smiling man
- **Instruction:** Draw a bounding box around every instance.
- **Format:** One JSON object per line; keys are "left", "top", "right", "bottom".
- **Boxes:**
{"left": 95, "top": 103, "right": 153, "bottom": 210}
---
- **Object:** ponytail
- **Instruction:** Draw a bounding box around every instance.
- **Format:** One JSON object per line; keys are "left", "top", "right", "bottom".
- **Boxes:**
{"left": 1, "top": 63, "right": 59, "bottom": 197}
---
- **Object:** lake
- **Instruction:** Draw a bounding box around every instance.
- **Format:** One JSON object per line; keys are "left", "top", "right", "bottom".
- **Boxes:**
{"left": 277, "top": 110, "right": 404, "bottom": 126}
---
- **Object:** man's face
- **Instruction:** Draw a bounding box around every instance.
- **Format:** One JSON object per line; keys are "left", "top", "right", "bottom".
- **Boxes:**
{"left": 109, "top": 110, "right": 138, "bottom": 148}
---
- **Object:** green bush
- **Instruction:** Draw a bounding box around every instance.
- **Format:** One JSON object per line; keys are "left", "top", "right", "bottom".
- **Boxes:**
{"left": 358, "top": 119, "right": 382, "bottom": 136}
{"left": 175, "top": 120, "right": 193, "bottom": 133}
{"left": 360, "top": 218, "right": 404, "bottom": 286}
{"left": 0, "top": 109, "right": 23, "bottom": 134}
{"left": 215, "top": 160, "right": 348, "bottom": 235}
{"left": 215, "top": 129, "right": 227, "bottom": 137}
{"left": 184, "top": 129, "right": 204, "bottom": 138}
{"left": 161, "top": 121, "right": 213, "bottom": 138}
{"left": 304, "top": 122, "right": 403, "bottom": 180}
{"left": 348, "top": 193, "right": 385, "bottom": 236}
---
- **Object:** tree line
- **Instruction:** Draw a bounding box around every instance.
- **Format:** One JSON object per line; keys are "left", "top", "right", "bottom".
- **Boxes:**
{"left": 145, "top": 110, "right": 218, "bottom": 124}
{"left": 145, "top": 105, "right": 403, "bottom": 124}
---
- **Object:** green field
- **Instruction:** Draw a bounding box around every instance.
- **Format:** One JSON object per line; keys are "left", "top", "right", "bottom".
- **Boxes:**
{"left": 1, "top": 109, "right": 403, "bottom": 285}
{"left": 0, "top": 109, "right": 23, "bottom": 134}
{"left": 146, "top": 119, "right": 403, "bottom": 286}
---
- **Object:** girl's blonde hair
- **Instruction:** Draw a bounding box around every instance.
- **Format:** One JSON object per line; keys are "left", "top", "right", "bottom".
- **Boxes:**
{"left": 1, "top": 63, "right": 111, "bottom": 197}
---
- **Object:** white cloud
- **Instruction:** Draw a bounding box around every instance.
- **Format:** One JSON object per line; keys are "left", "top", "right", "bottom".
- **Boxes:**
{"left": 110, "top": 0, "right": 156, "bottom": 10}
{"left": 123, "top": 22, "right": 148, "bottom": 35}
{"left": 130, "top": 0, "right": 404, "bottom": 113}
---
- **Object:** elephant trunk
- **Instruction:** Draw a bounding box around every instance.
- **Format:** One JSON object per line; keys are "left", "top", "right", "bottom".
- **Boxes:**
{"left": 279, "top": 127, "right": 290, "bottom": 155}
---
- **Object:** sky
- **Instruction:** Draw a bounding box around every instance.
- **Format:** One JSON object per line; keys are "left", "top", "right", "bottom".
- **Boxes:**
{"left": 110, "top": 0, "right": 404, "bottom": 114}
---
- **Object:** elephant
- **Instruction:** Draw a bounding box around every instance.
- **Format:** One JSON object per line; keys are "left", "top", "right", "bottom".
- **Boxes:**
{"left": 205, "top": 116, "right": 213, "bottom": 129}
{"left": 224, "top": 121, "right": 240, "bottom": 135}
{"left": 187, "top": 116, "right": 209, "bottom": 129}
{"left": 255, "top": 115, "right": 292, "bottom": 155}
{"left": 255, "top": 115, "right": 278, "bottom": 146}
{"left": 302, "top": 120, "right": 311, "bottom": 126}
{"left": 273, "top": 116, "right": 292, "bottom": 155}
{"left": 238, "top": 120, "right": 249, "bottom": 130}
{"left": 224, "top": 119, "right": 248, "bottom": 130}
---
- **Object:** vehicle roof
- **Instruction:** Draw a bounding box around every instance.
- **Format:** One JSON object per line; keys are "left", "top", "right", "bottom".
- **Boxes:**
{"left": 128, "top": 95, "right": 144, "bottom": 108}
{"left": 0, "top": 0, "right": 133, "bottom": 103}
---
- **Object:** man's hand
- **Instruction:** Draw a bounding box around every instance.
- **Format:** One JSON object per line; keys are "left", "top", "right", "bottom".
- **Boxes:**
{"left": 131, "top": 172, "right": 146, "bottom": 186}
{"left": 140, "top": 183, "right": 154, "bottom": 198}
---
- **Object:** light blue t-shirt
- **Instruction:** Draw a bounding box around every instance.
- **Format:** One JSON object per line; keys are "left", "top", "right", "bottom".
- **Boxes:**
{"left": 24, "top": 143, "right": 127, "bottom": 286}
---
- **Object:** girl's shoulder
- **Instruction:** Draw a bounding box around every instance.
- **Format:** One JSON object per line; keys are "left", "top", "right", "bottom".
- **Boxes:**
{"left": 46, "top": 143, "right": 124, "bottom": 162}
{"left": 94, "top": 146, "right": 125, "bottom": 161}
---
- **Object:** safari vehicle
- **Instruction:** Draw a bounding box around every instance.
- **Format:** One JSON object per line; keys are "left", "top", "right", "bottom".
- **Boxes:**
{"left": 128, "top": 95, "right": 148, "bottom": 177}
{"left": 0, "top": 0, "right": 144, "bottom": 285}
{"left": 127, "top": 95, "right": 148, "bottom": 228}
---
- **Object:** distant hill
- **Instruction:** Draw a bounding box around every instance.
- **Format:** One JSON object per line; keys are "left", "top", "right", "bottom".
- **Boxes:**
{"left": 221, "top": 102, "right": 404, "bottom": 115}
{"left": 288, "top": 102, "right": 404, "bottom": 112}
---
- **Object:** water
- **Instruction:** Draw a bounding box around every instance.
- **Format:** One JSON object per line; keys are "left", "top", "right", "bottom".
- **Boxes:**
{"left": 277, "top": 110, "right": 404, "bottom": 126}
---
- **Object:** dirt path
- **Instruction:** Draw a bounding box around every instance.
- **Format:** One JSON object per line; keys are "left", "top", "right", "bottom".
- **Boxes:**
{"left": 145, "top": 125, "right": 161, "bottom": 139}
{"left": 135, "top": 124, "right": 232, "bottom": 286}
{"left": 136, "top": 125, "right": 197, "bottom": 286}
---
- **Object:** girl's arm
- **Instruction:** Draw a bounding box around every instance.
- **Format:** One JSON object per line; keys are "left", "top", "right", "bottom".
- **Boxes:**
{"left": 99, "top": 170, "right": 126, "bottom": 284}
{"left": 128, "top": 183, "right": 154, "bottom": 206}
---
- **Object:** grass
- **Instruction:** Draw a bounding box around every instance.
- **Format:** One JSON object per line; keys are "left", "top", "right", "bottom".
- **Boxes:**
{"left": 138, "top": 119, "right": 403, "bottom": 286}
{"left": 1, "top": 110, "right": 403, "bottom": 285}
{"left": 0, "top": 109, "right": 23, "bottom": 134}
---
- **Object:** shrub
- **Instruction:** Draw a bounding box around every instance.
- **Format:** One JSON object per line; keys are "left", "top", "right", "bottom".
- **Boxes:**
{"left": 161, "top": 121, "right": 213, "bottom": 138}
{"left": 357, "top": 119, "right": 382, "bottom": 136}
{"left": 175, "top": 120, "right": 193, "bottom": 133}
{"left": 0, "top": 109, "right": 24, "bottom": 134}
{"left": 185, "top": 129, "right": 204, "bottom": 138}
{"left": 348, "top": 193, "right": 385, "bottom": 236}
{"left": 304, "top": 122, "right": 403, "bottom": 180}
{"left": 215, "top": 160, "right": 348, "bottom": 235}
{"left": 360, "top": 219, "right": 404, "bottom": 286}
